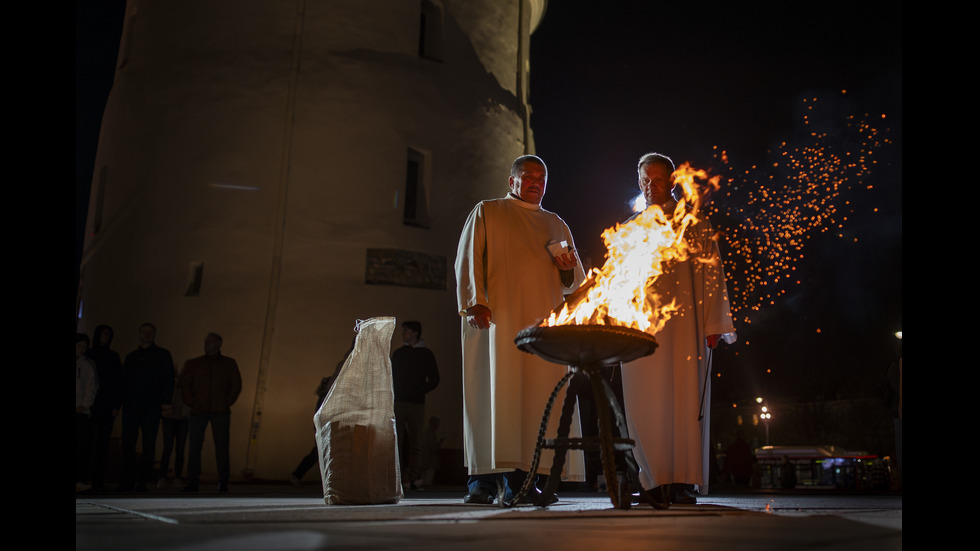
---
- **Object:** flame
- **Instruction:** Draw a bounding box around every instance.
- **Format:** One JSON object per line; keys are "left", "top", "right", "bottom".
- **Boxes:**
{"left": 543, "top": 163, "right": 721, "bottom": 335}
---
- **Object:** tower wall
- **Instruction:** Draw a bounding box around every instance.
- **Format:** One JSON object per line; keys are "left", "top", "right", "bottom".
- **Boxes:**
{"left": 79, "top": 0, "right": 546, "bottom": 482}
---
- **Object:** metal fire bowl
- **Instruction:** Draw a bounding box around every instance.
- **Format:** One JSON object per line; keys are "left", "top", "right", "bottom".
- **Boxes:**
{"left": 515, "top": 324, "right": 658, "bottom": 368}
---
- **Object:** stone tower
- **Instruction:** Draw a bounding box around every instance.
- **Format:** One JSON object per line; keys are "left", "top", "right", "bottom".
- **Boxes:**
{"left": 78, "top": 0, "right": 548, "bottom": 482}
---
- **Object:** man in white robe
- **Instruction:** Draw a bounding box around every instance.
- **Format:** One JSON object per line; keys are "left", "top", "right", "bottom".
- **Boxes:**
{"left": 455, "top": 155, "right": 586, "bottom": 504}
{"left": 622, "top": 152, "right": 736, "bottom": 505}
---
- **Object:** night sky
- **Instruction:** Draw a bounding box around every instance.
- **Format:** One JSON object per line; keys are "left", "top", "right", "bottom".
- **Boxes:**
{"left": 75, "top": 0, "right": 127, "bottom": 276}
{"left": 528, "top": 1, "right": 902, "bottom": 406}
{"left": 76, "top": 2, "right": 902, "bottom": 406}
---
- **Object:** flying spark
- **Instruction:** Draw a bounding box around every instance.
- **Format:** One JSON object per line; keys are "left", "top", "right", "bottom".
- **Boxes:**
{"left": 705, "top": 94, "right": 893, "bottom": 324}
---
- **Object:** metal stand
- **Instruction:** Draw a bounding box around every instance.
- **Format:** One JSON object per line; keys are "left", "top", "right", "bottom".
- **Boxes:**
{"left": 510, "top": 362, "right": 664, "bottom": 509}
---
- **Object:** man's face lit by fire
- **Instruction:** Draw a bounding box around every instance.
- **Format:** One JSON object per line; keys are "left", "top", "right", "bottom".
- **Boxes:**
{"left": 509, "top": 161, "right": 548, "bottom": 206}
{"left": 638, "top": 161, "right": 673, "bottom": 208}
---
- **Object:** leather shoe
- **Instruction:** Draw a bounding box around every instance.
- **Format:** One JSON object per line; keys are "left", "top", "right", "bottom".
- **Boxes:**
{"left": 633, "top": 486, "right": 670, "bottom": 509}
{"left": 671, "top": 485, "right": 697, "bottom": 505}
{"left": 516, "top": 488, "right": 558, "bottom": 505}
{"left": 217, "top": 483, "right": 229, "bottom": 493}
{"left": 463, "top": 487, "right": 494, "bottom": 504}
{"left": 182, "top": 481, "right": 200, "bottom": 492}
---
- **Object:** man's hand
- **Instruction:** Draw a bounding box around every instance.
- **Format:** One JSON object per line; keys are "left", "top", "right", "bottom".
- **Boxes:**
{"left": 553, "top": 251, "right": 578, "bottom": 271}
{"left": 466, "top": 305, "right": 492, "bottom": 330}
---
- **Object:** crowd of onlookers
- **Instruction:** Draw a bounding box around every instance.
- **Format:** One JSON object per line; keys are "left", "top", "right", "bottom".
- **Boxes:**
{"left": 75, "top": 323, "right": 241, "bottom": 493}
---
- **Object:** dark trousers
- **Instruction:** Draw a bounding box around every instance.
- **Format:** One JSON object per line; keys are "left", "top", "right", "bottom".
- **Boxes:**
{"left": 89, "top": 411, "right": 116, "bottom": 488}
{"left": 292, "top": 447, "right": 318, "bottom": 479}
{"left": 394, "top": 401, "right": 425, "bottom": 482}
{"left": 75, "top": 413, "right": 94, "bottom": 483}
{"left": 187, "top": 413, "right": 231, "bottom": 484}
{"left": 158, "top": 417, "right": 189, "bottom": 479}
{"left": 121, "top": 407, "right": 162, "bottom": 486}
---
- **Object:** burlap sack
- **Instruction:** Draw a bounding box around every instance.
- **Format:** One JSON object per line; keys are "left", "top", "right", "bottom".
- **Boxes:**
{"left": 314, "top": 317, "right": 402, "bottom": 504}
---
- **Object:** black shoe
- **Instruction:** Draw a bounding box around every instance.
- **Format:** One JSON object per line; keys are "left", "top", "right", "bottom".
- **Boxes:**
{"left": 514, "top": 488, "right": 558, "bottom": 505}
{"left": 670, "top": 485, "right": 697, "bottom": 505}
{"left": 115, "top": 483, "right": 134, "bottom": 492}
{"left": 217, "top": 483, "right": 229, "bottom": 493}
{"left": 634, "top": 485, "right": 670, "bottom": 509}
{"left": 463, "top": 487, "right": 495, "bottom": 504}
{"left": 182, "top": 481, "right": 200, "bottom": 492}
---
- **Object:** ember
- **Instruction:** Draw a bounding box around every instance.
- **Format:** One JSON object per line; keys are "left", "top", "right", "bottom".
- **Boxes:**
{"left": 707, "top": 94, "right": 893, "bottom": 323}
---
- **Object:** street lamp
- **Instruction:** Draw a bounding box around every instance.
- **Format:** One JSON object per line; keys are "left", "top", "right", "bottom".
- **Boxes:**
{"left": 758, "top": 402, "right": 772, "bottom": 447}
{"left": 761, "top": 406, "right": 772, "bottom": 446}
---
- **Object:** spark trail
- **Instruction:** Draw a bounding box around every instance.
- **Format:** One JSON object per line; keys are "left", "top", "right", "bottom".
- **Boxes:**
{"left": 705, "top": 93, "right": 894, "bottom": 324}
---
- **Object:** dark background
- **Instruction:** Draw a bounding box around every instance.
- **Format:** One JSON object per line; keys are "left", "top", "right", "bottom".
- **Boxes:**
{"left": 527, "top": 1, "right": 902, "bottom": 411}
{"left": 76, "top": 2, "right": 902, "bottom": 434}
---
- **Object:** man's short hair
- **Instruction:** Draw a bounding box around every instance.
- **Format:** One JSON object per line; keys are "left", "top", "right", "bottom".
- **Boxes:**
{"left": 207, "top": 332, "right": 223, "bottom": 345}
{"left": 76, "top": 333, "right": 90, "bottom": 346}
{"left": 402, "top": 321, "right": 422, "bottom": 338}
{"left": 139, "top": 322, "right": 157, "bottom": 332}
{"left": 511, "top": 155, "right": 548, "bottom": 179}
{"left": 637, "top": 152, "right": 675, "bottom": 173}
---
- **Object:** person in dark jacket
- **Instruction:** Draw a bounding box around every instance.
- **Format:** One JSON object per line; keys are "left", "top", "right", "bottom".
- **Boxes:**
{"left": 119, "top": 322, "right": 175, "bottom": 491}
{"left": 180, "top": 333, "right": 242, "bottom": 492}
{"left": 86, "top": 324, "right": 123, "bottom": 491}
{"left": 391, "top": 321, "right": 440, "bottom": 490}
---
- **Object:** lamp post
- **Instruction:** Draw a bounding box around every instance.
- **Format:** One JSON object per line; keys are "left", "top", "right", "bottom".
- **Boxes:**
{"left": 756, "top": 397, "right": 771, "bottom": 447}
{"left": 761, "top": 407, "right": 771, "bottom": 447}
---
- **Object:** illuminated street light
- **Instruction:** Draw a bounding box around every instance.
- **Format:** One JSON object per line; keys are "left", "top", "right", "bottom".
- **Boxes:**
{"left": 759, "top": 402, "right": 772, "bottom": 446}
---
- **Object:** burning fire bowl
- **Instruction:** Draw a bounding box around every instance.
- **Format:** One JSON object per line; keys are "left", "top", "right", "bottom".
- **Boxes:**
{"left": 515, "top": 324, "right": 658, "bottom": 368}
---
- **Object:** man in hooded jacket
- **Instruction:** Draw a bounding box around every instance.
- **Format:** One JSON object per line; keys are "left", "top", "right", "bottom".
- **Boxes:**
{"left": 86, "top": 324, "right": 123, "bottom": 491}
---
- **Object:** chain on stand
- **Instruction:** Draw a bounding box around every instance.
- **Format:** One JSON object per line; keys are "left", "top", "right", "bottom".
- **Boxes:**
{"left": 500, "top": 371, "right": 574, "bottom": 507}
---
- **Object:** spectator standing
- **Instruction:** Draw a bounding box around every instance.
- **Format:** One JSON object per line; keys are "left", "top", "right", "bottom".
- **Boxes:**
{"left": 119, "top": 323, "right": 175, "bottom": 492}
{"left": 722, "top": 430, "right": 755, "bottom": 486}
{"left": 181, "top": 333, "right": 242, "bottom": 492}
{"left": 76, "top": 333, "right": 99, "bottom": 492}
{"left": 86, "top": 324, "right": 122, "bottom": 491}
{"left": 391, "top": 321, "right": 440, "bottom": 490}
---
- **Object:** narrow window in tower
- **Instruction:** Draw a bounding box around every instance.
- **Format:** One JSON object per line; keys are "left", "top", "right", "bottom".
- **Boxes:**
{"left": 404, "top": 149, "right": 431, "bottom": 228}
{"left": 185, "top": 261, "right": 204, "bottom": 297}
{"left": 418, "top": 0, "right": 444, "bottom": 61}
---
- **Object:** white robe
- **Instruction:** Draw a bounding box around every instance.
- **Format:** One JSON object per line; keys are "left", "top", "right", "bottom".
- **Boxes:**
{"left": 622, "top": 216, "right": 735, "bottom": 495}
{"left": 455, "top": 194, "right": 586, "bottom": 476}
